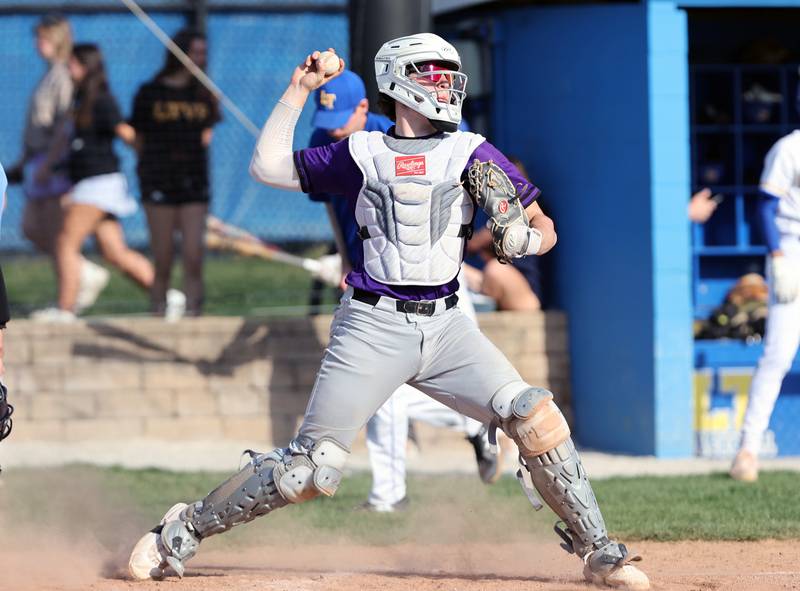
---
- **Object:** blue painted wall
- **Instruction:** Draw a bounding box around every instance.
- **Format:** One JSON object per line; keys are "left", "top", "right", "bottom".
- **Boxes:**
{"left": 493, "top": 2, "right": 693, "bottom": 456}
{"left": 648, "top": 1, "right": 693, "bottom": 457}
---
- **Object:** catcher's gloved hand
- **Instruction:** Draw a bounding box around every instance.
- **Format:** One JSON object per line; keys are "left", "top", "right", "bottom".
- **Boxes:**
{"left": 467, "top": 159, "right": 538, "bottom": 263}
{"left": 0, "top": 380, "right": 12, "bottom": 443}
{"left": 491, "top": 223, "right": 543, "bottom": 261}
{"left": 769, "top": 255, "right": 800, "bottom": 304}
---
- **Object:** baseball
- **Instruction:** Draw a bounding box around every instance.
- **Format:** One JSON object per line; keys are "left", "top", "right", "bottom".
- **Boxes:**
{"left": 318, "top": 50, "right": 340, "bottom": 75}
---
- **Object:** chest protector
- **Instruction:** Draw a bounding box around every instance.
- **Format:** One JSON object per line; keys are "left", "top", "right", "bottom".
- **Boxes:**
{"left": 348, "top": 130, "right": 486, "bottom": 285}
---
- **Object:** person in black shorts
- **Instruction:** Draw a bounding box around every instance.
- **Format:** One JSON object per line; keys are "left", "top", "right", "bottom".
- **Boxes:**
{"left": 34, "top": 43, "right": 155, "bottom": 322}
{"left": 130, "top": 29, "right": 221, "bottom": 316}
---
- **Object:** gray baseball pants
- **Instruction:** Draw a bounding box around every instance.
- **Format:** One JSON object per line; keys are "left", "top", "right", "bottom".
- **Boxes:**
{"left": 298, "top": 287, "right": 528, "bottom": 450}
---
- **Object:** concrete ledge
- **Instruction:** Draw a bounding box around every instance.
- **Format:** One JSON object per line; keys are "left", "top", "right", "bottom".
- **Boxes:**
{"left": 4, "top": 311, "right": 571, "bottom": 450}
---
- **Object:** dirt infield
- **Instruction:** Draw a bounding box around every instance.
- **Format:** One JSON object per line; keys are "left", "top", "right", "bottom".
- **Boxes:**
{"left": 2, "top": 539, "right": 797, "bottom": 591}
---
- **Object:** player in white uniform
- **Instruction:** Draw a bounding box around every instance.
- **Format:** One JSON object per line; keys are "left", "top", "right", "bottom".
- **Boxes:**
{"left": 128, "top": 34, "right": 649, "bottom": 590}
{"left": 730, "top": 130, "right": 800, "bottom": 482}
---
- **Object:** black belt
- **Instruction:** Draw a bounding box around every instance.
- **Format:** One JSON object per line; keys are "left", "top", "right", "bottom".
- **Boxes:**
{"left": 352, "top": 288, "right": 458, "bottom": 317}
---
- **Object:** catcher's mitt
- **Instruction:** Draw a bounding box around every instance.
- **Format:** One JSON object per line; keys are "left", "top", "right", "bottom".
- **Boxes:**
{"left": 466, "top": 159, "right": 535, "bottom": 263}
{"left": 0, "top": 381, "right": 13, "bottom": 442}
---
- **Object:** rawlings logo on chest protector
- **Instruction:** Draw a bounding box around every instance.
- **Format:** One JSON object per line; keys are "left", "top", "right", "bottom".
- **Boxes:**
{"left": 395, "top": 155, "right": 426, "bottom": 177}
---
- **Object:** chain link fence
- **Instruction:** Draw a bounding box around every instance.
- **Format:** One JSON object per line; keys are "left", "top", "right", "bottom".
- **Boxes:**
{"left": 0, "top": 0, "right": 348, "bottom": 252}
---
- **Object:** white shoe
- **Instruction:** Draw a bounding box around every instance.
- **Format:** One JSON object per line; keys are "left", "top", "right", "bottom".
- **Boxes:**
{"left": 128, "top": 502, "right": 188, "bottom": 580}
{"left": 730, "top": 449, "right": 758, "bottom": 482}
{"left": 164, "top": 289, "right": 186, "bottom": 323}
{"left": 75, "top": 260, "right": 110, "bottom": 313}
{"left": 29, "top": 307, "right": 77, "bottom": 323}
{"left": 583, "top": 543, "right": 650, "bottom": 590}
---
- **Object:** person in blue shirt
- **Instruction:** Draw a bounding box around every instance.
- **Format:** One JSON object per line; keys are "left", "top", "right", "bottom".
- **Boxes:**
{"left": 308, "top": 70, "right": 499, "bottom": 512}
{"left": 308, "top": 69, "right": 394, "bottom": 279}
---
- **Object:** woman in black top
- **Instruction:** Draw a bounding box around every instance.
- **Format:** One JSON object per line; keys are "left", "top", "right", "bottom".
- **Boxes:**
{"left": 130, "top": 29, "right": 220, "bottom": 317}
{"left": 45, "top": 43, "right": 156, "bottom": 320}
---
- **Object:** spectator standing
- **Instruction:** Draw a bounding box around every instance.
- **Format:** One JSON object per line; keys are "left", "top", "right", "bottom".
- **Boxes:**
{"left": 33, "top": 44, "right": 173, "bottom": 322}
{"left": 130, "top": 29, "right": 220, "bottom": 316}
{"left": 8, "top": 14, "right": 109, "bottom": 312}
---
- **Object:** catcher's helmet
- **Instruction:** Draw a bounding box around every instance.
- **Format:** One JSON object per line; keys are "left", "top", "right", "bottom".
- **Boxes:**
{"left": 374, "top": 32, "right": 466, "bottom": 132}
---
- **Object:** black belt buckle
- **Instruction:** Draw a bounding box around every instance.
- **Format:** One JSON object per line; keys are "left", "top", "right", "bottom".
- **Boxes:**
{"left": 416, "top": 300, "right": 435, "bottom": 316}
{"left": 400, "top": 299, "right": 436, "bottom": 316}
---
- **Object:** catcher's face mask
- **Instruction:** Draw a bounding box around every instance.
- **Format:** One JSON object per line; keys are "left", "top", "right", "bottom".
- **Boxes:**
{"left": 406, "top": 60, "right": 466, "bottom": 107}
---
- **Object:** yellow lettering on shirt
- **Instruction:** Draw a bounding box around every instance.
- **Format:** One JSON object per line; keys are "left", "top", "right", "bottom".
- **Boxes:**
{"left": 152, "top": 100, "right": 210, "bottom": 123}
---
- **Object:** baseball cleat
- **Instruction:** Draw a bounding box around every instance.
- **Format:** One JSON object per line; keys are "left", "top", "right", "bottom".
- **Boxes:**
{"left": 355, "top": 496, "right": 410, "bottom": 513}
{"left": 128, "top": 502, "right": 190, "bottom": 580}
{"left": 467, "top": 426, "right": 502, "bottom": 484}
{"left": 582, "top": 541, "right": 650, "bottom": 590}
{"left": 729, "top": 449, "right": 758, "bottom": 482}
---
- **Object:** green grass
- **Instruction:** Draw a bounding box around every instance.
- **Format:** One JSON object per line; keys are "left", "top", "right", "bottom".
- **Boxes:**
{"left": 2, "top": 466, "right": 798, "bottom": 546}
{"left": 4, "top": 251, "right": 341, "bottom": 317}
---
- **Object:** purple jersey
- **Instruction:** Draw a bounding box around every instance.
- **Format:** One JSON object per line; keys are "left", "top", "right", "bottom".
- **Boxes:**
{"left": 294, "top": 130, "right": 541, "bottom": 301}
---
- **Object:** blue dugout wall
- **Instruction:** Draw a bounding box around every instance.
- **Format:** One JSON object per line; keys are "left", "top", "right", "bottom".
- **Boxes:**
{"left": 0, "top": 2, "right": 348, "bottom": 249}
{"left": 492, "top": 1, "right": 693, "bottom": 456}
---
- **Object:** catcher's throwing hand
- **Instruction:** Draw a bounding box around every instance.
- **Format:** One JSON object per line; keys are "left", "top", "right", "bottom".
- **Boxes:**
{"left": 291, "top": 49, "right": 345, "bottom": 93}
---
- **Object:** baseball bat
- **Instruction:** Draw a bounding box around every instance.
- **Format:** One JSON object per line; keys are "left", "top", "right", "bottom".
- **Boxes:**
{"left": 205, "top": 216, "right": 342, "bottom": 287}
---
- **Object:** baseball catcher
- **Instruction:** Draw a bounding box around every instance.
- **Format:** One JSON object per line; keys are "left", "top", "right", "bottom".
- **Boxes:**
{"left": 128, "top": 34, "right": 649, "bottom": 591}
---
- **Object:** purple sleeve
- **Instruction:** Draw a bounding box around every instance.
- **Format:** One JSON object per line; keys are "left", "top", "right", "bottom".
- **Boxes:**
{"left": 466, "top": 141, "right": 541, "bottom": 207}
{"left": 293, "top": 138, "right": 362, "bottom": 196}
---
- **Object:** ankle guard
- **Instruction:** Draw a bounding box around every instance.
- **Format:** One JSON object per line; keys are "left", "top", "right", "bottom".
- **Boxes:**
{"left": 526, "top": 438, "right": 609, "bottom": 557}
{"left": 158, "top": 516, "right": 201, "bottom": 578}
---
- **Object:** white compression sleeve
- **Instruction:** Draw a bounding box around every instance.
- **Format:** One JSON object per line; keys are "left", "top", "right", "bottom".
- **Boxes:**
{"left": 249, "top": 100, "right": 303, "bottom": 191}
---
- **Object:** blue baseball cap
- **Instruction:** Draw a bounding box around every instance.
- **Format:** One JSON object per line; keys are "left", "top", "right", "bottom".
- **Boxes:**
{"left": 312, "top": 70, "right": 366, "bottom": 130}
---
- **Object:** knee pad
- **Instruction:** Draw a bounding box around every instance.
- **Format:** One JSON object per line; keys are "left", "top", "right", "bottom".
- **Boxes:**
{"left": 274, "top": 436, "right": 349, "bottom": 503}
{"left": 492, "top": 386, "right": 570, "bottom": 457}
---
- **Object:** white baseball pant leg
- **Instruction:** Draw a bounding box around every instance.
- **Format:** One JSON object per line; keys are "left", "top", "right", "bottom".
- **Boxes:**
{"left": 741, "top": 235, "right": 800, "bottom": 454}
{"left": 366, "top": 271, "right": 483, "bottom": 507}
{"left": 366, "top": 383, "right": 484, "bottom": 507}
{"left": 298, "top": 286, "right": 525, "bottom": 457}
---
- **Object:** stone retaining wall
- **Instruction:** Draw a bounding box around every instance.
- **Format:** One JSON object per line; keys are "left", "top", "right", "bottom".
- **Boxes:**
{"left": 4, "top": 312, "right": 570, "bottom": 448}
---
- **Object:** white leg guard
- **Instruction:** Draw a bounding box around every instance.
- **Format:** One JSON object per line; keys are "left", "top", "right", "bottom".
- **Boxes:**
{"left": 143, "top": 436, "right": 348, "bottom": 578}
{"left": 492, "top": 387, "right": 647, "bottom": 589}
